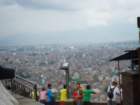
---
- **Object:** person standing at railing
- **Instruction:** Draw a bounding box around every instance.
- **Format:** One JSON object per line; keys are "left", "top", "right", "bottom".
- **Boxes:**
{"left": 73, "top": 88, "right": 83, "bottom": 105}
{"left": 82, "top": 84, "right": 96, "bottom": 105}
{"left": 73, "top": 83, "right": 83, "bottom": 105}
{"left": 32, "top": 84, "right": 39, "bottom": 101}
{"left": 60, "top": 85, "right": 68, "bottom": 105}
{"left": 107, "top": 80, "right": 121, "bottom": 105}
{"left": 46, "top": 84, "right": 55, "bottom": 105}
{"left": 39, "top": 87, "right": 47, "bottom": 105}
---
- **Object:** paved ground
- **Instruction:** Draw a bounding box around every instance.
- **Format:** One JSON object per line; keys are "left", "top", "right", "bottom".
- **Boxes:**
{"left": 14, "top": 94, "right": 42, "bottom": 105}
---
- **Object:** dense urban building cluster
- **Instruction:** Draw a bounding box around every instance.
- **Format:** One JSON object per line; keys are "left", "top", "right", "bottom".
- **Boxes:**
{"left": 0, "top": 41, "right": 138, "bottom": 102}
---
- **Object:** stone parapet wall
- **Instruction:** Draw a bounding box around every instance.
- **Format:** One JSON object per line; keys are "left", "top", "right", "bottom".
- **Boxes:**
{"left": 0, "top": 81, "right": 19, "bottom": 105}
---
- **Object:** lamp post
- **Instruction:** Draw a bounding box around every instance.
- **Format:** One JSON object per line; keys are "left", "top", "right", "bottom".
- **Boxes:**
{"left": 137, "top": 17, "right": 140, "bottom": 44}
{"left": 137, "top": 17, "right": 140, "bottom": 74}
{"left": 60, "top": 61, "right": 70, "bottom": 97}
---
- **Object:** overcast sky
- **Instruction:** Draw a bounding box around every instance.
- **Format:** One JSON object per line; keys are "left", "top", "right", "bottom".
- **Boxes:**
{"left": 0, "top": 0, "right": 139, "bottom": 45}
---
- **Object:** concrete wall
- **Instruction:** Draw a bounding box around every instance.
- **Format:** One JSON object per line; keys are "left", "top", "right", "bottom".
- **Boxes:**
{"left": 0, "top": 81, "right": 19, "bottom": 105}
{"left": 50, "top": 102, "right": 107, "bottom": 105}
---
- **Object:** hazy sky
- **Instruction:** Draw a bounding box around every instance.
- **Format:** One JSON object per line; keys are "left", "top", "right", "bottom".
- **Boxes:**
{"left": 0, "top": 0, "right": 139, "bottom": 45}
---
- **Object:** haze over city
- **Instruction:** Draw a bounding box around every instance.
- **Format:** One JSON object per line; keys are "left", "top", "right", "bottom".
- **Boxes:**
{"left": 1, "top": 1, "right": 140, "bottom": 105}
{"left": 0, "top": 0, "right": 139, "bottom": 45}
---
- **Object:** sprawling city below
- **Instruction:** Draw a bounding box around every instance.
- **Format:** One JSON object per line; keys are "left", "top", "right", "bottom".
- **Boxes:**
{"left": 0, "top": 41, "right": 139, "bottom": 102}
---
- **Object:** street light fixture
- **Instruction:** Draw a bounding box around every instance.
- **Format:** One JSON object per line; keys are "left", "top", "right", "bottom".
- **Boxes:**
{"left": 60, "top": 61, "right": 70, "bottom": 97}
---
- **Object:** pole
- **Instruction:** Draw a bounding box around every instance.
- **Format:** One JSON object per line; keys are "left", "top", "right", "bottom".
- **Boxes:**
{"left": 118, "top": 61, "right": 120, "bottom": 85}
{"left": 66, "top": 69, "right": 69, "bottom": 98}
{"left": 139, "top": 30, "right": 140, "bottom": 44}
{"left": 118, "top": 61, "right": 122, "bottom": 104}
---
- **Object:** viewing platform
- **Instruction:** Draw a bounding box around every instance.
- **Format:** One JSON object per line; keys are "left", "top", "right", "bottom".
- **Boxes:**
{"left": 14, "top": 94, "right": 42, "bottom": 105}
